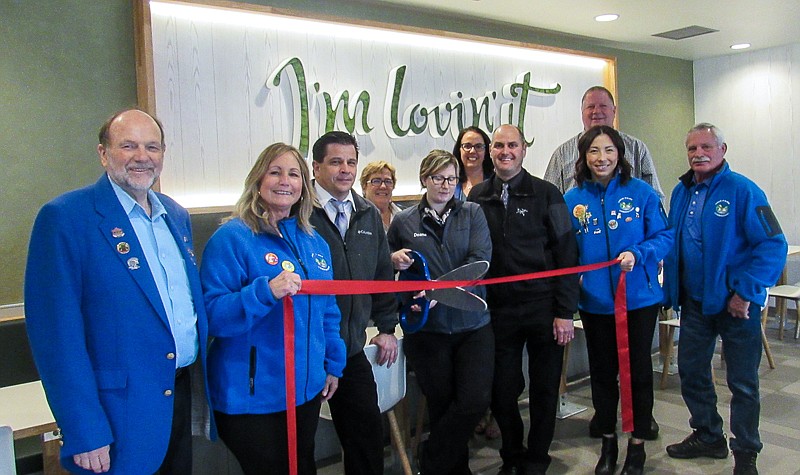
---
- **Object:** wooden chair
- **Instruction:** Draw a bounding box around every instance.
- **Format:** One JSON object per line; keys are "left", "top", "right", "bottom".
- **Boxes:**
{"left": 658, "top": 308, "right": 775, "bottom": 390}
{"left": 320, "top": 334, "right": 412, "bottom": 475}
{"left": 768, "top": 285, "right": 800, "bottom": 339}
{"left": 556, "top": 319, "right": 587, "bottom": 419}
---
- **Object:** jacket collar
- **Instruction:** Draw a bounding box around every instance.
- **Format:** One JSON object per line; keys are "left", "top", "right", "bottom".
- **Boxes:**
{"left": 678, "top": 160, "right": 729, "bottom": 188}
{"left": 581, "top": 173, "right": 622, "bottom": 194}
{"left": 416, "top": 195, "right": 461, "bottom": 217}
{"left": 476, "top": 169, "right": 535, "bottom": 202}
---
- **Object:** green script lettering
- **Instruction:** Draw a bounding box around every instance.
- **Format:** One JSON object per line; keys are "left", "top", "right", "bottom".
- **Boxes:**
{"left": 322, "top": 90, "right": 373, "bottom": 135}
{"left": 266, "top": 57, "right": 311, "bottom": 155}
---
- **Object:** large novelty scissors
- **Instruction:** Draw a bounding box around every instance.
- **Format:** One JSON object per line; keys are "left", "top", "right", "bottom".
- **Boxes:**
{"left": 397, "top": 250, "right": 490, "bottom": 333}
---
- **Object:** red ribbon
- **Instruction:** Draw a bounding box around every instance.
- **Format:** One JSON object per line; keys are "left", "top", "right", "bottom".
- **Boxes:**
{"left": 614, "top": 271, "right": 633, "bottom": 433}
{"left": 296, "top": 259, "right": 617, "bottom": 296}
{"left": 283, "top": 296, "right": 298, "bottom": 475}
{"left": 281, "top": 258, "right": 630, "bottom": 475}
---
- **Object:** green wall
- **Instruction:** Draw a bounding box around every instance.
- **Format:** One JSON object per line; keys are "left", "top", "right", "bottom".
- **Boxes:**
{"left": 0, "top": 0, "right": 693, "bottom": 305}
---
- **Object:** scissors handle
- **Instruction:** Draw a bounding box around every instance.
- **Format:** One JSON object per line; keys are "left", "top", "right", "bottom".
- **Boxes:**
{"left": 397, "top": 250, "right": 431, "bottom": 333}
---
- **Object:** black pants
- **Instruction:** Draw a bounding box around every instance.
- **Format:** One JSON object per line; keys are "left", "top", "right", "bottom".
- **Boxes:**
{"left": 328, "top": 351, "right": 384, "bottom": 475}
{"left": 158, "top": 365, "right": 193, "bottom": 475}
{"left": 491, "top": 313, "right": 563, "bottom": 470}
{"left": 215, "top": 395, "right": 322, "bottom": 475}
{"left": 405, "top": 324, "right": 494, "bottom": 475}
{"left": 580, "top": 305, "right": 658, "bottom": 439}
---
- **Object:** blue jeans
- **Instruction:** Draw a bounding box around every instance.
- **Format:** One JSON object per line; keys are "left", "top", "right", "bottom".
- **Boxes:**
{"left": 678, "top": 298, "right": 763, "bottom": 453}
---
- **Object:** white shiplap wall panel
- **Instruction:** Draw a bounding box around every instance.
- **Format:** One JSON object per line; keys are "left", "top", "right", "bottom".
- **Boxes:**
{"left": 149, "top": 3, "right": 610, "bottom": 207}
{"left": 694, "top": 43, "right": 800, "bottom": 245}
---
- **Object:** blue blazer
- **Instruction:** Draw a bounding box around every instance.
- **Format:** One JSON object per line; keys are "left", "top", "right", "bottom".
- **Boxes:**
{"left": 25, "top": 175, "right": 213, "bottom": 474}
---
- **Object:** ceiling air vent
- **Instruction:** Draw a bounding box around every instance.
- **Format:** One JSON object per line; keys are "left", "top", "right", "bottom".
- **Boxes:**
{"left": 652, "top": 25, "right": 718, "bottom": 40}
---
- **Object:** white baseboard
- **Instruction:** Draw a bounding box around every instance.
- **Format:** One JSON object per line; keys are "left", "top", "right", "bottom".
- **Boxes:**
{"left": 0, "top": 303, "right": 24, "bottom": 319}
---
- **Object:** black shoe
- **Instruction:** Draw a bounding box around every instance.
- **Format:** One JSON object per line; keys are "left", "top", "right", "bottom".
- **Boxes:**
{"left": 733, "top": 450, "right": 758, "bottom": 475}
{"left": 595, "top": 435, "right": 618, "bottom": 475}
{"left": 620, "top": 440, "right": 646, "bottom": 475}
{"left": 666, "top": 431, "right": 728, "bottom": 459}
{"left": 498, "top": 464, "right": 521, "bottom": 475}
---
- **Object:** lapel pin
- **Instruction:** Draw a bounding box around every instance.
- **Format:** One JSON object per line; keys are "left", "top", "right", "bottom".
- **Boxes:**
{"left": 117, "top": 242, "right": 130, "bottom": 254}
{"left": 127, "top": 257, "right": 140, "bottom": 270}
{"left": 111, "top": 227, "right": 125, "bottom": 238}
{"left": 281, "top": 261, "right": 295, "bottom": 272}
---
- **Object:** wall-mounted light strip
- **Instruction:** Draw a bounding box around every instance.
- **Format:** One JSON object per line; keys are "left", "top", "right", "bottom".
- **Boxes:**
{"left": 730, "top": 43, "right": 751, "bottom": 50}
{"left": 150, "top": 1, "right": 608, "bottom": 70}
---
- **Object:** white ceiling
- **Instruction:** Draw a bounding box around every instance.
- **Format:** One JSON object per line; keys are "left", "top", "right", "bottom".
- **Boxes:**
{"left": 370, "top": 0, "right": 800, "bottom": 60}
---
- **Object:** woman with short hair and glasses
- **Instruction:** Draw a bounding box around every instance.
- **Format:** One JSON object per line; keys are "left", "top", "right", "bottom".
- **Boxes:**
{"left": 388, "top": 149, "right": 494, "bottom": 474}
{"left": 452, "top": 126, "right": 494, "bottom": 201}
{"left": 360, "top": 160, "right": 401, "bottom": 232}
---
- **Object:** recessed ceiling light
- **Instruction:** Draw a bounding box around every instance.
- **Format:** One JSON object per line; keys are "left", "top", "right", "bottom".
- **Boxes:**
{"left": 595, "top": 14, "right": 619, "bottom": 22}
{"left": 730, "top": 43, "right": 751, "bottom": 50}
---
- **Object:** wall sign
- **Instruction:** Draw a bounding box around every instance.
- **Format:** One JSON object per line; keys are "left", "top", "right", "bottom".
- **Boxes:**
{"left": 136, "top": 0, "right": 614, "bottom": 209}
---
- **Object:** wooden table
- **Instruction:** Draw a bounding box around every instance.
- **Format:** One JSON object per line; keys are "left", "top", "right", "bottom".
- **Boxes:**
{"left": 0, "top": 381, "right": 68, "bottom": 474}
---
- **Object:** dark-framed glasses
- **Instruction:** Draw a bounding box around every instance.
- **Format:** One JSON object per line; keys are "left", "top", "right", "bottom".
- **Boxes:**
{"left": 368, "top": 178, "right": 395, "bottom": 187}
{"left": 460, "top": 143, "right": 486, "bottom": 152}
{"left": 429, "top": 175, "right": 459, "bottom": 185}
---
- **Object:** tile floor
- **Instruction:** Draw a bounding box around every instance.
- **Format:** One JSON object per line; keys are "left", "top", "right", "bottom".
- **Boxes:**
{"left": 320, "top": 317, "right": 800, "bottom": 475}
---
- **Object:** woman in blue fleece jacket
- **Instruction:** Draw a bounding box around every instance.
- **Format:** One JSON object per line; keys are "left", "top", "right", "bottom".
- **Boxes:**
{"left": 201, "top": 143, "right": 346, "bottom": 475}
{"left": 564, "top": 126, "right": 673, "bottom": 475}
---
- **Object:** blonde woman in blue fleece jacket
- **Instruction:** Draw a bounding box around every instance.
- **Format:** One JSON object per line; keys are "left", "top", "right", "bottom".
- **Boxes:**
{"left": 201, "top": 143, "right": 346, "bottom": 475}
{"left": 564, "top": 126, "right": 673, "bottom": 475}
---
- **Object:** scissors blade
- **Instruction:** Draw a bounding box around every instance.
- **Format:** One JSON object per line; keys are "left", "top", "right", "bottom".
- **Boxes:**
{"left": 425, "top": 260, "right": 489, "bottom": 312}
{"left": 426, "top": 287, "right": 487, "bottom": 312}
{"left": 436, "top": 260, "right": 489, "bottom": 282}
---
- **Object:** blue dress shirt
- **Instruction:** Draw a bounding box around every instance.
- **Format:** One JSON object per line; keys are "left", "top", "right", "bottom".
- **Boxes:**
{"left": 680, "top": 176, "right": 716, "bottom": 302}
{"left": 109, "top": 177, "right": 199, "bottom": 367}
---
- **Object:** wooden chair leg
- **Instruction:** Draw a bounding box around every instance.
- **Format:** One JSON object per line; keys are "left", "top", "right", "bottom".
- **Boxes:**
{"left": 387, "top": 409, "right": 413, "bottom": 475}
{"left": 658, "top": 309, "right": 672, "bottom": 361}
{"left": 794, "top": 299, "right": 800, "bottom": 339}
{"left": 761, "top": 306, "right": 776, "bottom": 369}
{"left": 660, "top": 326, "right": 675, "bottom": 390}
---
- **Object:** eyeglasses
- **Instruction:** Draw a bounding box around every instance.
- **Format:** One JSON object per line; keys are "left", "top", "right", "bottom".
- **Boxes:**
{"left": 368, "top": 178, "right": 395, "bottom": 187}
{"left": 428, "top": 175, "right": 459, "bottom": 186}
{"left": 460, "top": 143, "right": 486, "bottom": 152}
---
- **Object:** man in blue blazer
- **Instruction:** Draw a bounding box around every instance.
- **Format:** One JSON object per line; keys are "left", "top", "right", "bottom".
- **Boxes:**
{"left": 25, "top": 109, "right": 213, "bottom": 474}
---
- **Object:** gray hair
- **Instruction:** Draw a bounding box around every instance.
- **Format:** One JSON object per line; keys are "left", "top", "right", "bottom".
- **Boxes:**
{"left": 686, "top": 122, "right": 725, "bottom": 147}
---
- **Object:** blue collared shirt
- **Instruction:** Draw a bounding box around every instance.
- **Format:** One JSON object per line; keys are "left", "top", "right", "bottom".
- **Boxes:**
{"left": 680, "top": 175, "right": 715, "bottom": 302}
{"left": 109, "top": 177, "right": 199, "bottom": 368}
